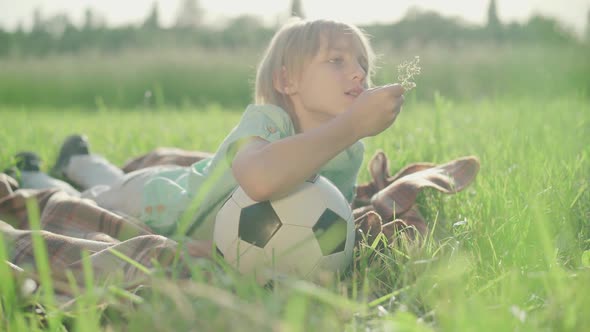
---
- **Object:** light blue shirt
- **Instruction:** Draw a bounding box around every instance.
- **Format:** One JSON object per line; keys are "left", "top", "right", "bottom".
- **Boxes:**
{"left": 140, "top": 104, "right": 365, "bottom": 240}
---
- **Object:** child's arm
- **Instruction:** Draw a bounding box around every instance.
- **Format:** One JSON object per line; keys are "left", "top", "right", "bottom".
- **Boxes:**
{"left": 232, "top": 114, "right": 358, "bottom": 201}
{"left": 232, "top": 84, "right": 405, "bottom": 201}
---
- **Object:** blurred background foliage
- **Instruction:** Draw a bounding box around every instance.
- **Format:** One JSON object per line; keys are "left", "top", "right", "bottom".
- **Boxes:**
{"left": 0, "top": 0, "right": 588, "bottom": 110}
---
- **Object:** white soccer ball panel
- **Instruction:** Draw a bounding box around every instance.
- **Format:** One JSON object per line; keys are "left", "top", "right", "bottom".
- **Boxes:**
{"left": 231, "top": 186, "right": 258, "bottom": 208}
{"left": 223, "top": 236, "right": 255, "bottom": 265}
{"left": 314, "top": 248, "right": 353, "bottom": 274}
{"left": 213, "top": 197, "right": 242, "bottom": 255}
{"left": 213, "top": 175, "right": 356, "bottom": 284}
{"left": 263, "top": 224, "right": 323, "bottom": 277}
{"left": 310, "top": 212, "right": 355, "bottom": 277}
{"left": 344, "top": 213, "right": 355, "bottom": 255}
{"left": 234, "top": 240, "right": 271, "bottom": 271}
{"left": 317, "top": 177, "right": 352, "bottom": 220}
{"left": 234, "top": 243, "right": 273, "bottom": 284}
{"left": 271, "top": 181, "right": 327, "bottom": 228}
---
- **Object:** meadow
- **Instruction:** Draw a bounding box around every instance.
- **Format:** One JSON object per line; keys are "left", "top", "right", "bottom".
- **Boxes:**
{"left": 0, "top": 44, "right": 588, "bottom": 110}
{"left": 0, "top": 44, "right": 589, "bottom": 331}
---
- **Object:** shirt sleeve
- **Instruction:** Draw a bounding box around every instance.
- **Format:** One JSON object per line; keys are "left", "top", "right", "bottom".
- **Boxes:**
{"left": 221, "top": 104, "right": 293, "bottom": 165}
{"left": 141, "top": 176, "right": 190, "bottom": 235}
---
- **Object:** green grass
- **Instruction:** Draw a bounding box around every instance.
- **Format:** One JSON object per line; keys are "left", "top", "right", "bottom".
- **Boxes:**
{"left": 0, "top": 44, "right": 588, "bottom": 109}
{"left": 0, "top": 92, "right": 588, "bottom": 330}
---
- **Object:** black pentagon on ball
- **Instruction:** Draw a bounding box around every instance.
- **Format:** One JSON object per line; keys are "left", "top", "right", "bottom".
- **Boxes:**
{"left": 238, "top": 201, "right": 282, "bottom": 248}
{"left": 312, "top": 209, "right": 348, "bottom": 256}
{"left": 214, "top": 246, "right": 224, "bottom": 259}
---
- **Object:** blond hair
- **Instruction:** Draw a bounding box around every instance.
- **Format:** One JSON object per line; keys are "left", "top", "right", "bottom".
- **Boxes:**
{"left": 254, "top": 18, "right": 376, "bottom": 127}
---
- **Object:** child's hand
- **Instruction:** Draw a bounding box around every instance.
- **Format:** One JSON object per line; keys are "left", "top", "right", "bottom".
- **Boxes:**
{"left": 346, "top": 83, "right": 405, "bottom": 139}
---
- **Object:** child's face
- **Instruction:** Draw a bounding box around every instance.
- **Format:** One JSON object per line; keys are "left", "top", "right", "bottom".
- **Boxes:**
{"left": 287, "top": 35, "right": 368, "bottom": 129}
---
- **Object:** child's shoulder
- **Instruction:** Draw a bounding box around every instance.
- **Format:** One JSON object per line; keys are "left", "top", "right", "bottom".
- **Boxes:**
{"left": 241, "top": 104, "right": 295, "bottom": 135}
{"left": 243, "top": 104, "right": 289, "bottom": 119}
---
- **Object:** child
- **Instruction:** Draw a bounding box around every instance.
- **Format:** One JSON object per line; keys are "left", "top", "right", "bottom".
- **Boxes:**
{"left": 21, "top": 18, "right": 406, "bottom": 240}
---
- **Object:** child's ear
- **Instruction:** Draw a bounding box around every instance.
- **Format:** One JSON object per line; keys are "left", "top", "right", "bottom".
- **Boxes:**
{"left": 273, "top": 66, "right": 297, "bottom": 95}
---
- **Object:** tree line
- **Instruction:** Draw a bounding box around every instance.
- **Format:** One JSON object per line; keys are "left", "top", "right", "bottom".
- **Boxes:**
{"left": 0, "top": 0, "right": 586, "bottom": 57}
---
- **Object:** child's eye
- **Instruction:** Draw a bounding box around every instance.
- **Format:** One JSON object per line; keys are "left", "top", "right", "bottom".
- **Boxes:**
{"left": 328, "top": 57, "right": 344, "bottom": 64}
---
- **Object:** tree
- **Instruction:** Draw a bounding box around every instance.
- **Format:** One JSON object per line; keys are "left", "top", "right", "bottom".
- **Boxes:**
{"left": 83, "top": 7, "right": 106, "bottom": 30}
{"left": 586, "top": 9, "right": 590, "bottom": 43}
{"left": 487, "top": 0, "right": 500, "bottom": 29}
{"left": 486, "top": 0, "right": 502, "bottom": 40}
{"left": 16, "top": 21, "right": 24, "bottom": 34}
{"left": 175, "top": 0, "right": 202, "bottom": 29}
{"left": 143, "top": 2, "right": 160, "bottom": 29}
{"left": 222, "top": 15, "right": 267, "bottom": 48}
{"left": 524, "top": 15, "right": 572, "bottom": 44}
{"left": 44, "top": 13, "right": 72, "bottom": 37}
{"left": 32, "top": 7, "right": 43, "bottom": 32}
{"left": 290, "top": 0, "right": 305, "bottom": 18}
{"left": 84, "top": 8, "right": 95, "bottom": 30}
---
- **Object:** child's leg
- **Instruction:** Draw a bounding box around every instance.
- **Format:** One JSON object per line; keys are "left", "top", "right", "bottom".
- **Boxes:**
{"left": 51, "top": 134, "right": 125, "bottom": 190}
{"left": 20, "top": 171, "right": 80, "bottom": 196}
{"left": 80, "top": 165, "right": 182, "bottom": 219}
{"left": 7, "top": 151, "right": 80, "bottom": 196}
{"left": 65, "top": 154, "right": 124, "bottom": 189}
{"left": 121, "top": 147, "right": 212, "bottom": 173}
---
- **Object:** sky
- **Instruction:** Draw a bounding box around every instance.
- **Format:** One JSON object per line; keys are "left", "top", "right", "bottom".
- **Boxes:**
{"left": 1, "top": 0, "right": 589, "bottom": 36}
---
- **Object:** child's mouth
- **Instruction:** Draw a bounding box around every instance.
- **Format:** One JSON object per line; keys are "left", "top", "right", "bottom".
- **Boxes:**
{"left": 345, "top": 87, "right": 364, "bottom": 97}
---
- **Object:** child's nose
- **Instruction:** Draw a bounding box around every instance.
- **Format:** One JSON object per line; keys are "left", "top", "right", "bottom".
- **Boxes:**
{"left": 351, "top": 61, "right": 366, "bottom": 82}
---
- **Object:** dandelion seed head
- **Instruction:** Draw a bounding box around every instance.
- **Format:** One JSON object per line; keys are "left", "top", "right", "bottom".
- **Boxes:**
{"left": 397, "top": 56, "right": 421, "bottom": 91}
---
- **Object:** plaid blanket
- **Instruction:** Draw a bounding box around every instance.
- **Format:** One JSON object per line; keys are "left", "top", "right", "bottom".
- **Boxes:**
{"left": 0, "top": 175, "right": 210, "bottom": 303}
{"left": 1, "top": 149, "right": 479, "bottom": 304}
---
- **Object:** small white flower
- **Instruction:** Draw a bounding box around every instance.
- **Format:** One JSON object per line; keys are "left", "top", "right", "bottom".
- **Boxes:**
{"left": 397, "top": 56, "right": 421, "bottom": 91}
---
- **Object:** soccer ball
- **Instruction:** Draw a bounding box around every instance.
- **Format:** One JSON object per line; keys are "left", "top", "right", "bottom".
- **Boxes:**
{"left": 213, "top": 175, "right": 355, "bottom": 284}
